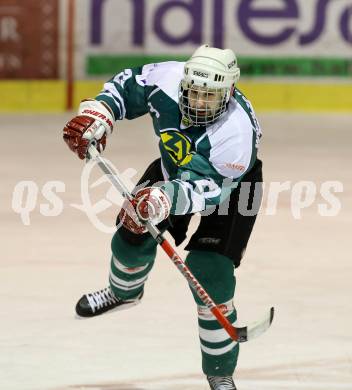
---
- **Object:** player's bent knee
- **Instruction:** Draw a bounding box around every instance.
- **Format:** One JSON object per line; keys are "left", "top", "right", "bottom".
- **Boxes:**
{"left": 185, "top": 250, "right": 235, "bottom": 304}
{"left": 116, "top": 222, "right": 151, "bottom": 246}
{"left": 111, "top": 230, "right": 158, "bottom": 268}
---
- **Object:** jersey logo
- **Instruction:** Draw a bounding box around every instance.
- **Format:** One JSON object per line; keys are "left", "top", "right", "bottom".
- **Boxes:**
{"left": 160, "top": 130, "right": 193, "bottom": 166}
{"left": 148, "top": 102, "right": 160, "bottom": 118}
{"left": 236, "top": 90, "right": 262, "bottom": 149}
{"left": 223, "top": 163, "right": 245, "bottom": 172}
{"left": 114, "top": 69, "right": 132, "bottom": 88}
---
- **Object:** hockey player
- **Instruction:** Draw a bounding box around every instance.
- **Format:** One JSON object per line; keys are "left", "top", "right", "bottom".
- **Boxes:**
{"left": 63, "top": 45, "right": 263, "bottom": 390}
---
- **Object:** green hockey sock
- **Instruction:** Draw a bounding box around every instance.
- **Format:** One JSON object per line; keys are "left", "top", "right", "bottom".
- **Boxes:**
{"left": 186, "top": 250, "right": 239, "bottom": 376}
{"left": 109, "top": 230, "right": 157, "bottom": 299}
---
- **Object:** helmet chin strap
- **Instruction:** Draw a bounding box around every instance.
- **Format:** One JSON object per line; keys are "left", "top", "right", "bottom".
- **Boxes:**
{"left": 181, "top": 115, "right": 192, "bottom": 128}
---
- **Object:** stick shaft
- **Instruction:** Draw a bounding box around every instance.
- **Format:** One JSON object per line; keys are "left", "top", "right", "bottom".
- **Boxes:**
{"left": 159, "top": 238, "right": 238, "bottom": 341}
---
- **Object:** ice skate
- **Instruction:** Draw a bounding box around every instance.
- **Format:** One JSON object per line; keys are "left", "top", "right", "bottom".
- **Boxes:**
{"left": 75, "top": 286, "right": 143, "bottom": 318}
{"left": 207, "top": 375, "right": 237, "bottom": 390}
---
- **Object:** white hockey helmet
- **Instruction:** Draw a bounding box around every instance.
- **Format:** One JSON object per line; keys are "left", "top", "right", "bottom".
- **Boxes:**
{"left": 179, "top": 44, "right": 240, "bottom": 126}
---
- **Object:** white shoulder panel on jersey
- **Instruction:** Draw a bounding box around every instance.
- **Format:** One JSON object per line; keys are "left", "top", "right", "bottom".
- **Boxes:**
{"left": 136, "top": 61, "right": 185, "bottom": 103}
{"left": 207, "top": 98, "right": 254, "bottom": 179}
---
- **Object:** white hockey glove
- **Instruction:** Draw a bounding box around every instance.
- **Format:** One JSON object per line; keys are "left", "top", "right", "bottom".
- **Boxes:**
{"left": 119, "top": 187, "right": 171, "bottom": 234}
{"left": 63, "top": 99, "right": 114, "bottom": 160}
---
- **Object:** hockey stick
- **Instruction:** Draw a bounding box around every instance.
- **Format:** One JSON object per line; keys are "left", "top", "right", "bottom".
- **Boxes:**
{"left": 87, "top": 145, "right": 274, "bottom": 343}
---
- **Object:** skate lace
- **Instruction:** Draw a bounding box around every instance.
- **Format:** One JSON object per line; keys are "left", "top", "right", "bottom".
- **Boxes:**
{"left": 87, "top": 287, "right": 118, "bottom": 313}
{"left": 207, "top": 376, "right": 236, "bottom": 390}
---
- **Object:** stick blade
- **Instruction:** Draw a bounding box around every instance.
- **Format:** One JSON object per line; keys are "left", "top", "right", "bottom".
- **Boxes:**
{"left": 236, "top": 307, "right": 274, "bottom": 343}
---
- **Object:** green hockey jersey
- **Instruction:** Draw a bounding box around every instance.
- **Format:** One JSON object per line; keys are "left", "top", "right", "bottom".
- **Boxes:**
{"left": 95, "top": 61, "right": 262, "bottom": 215}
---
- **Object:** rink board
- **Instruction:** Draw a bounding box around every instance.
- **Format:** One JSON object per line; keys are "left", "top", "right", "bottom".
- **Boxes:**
{"left": 0, "top": 80, "right": 351, "bottom": 113}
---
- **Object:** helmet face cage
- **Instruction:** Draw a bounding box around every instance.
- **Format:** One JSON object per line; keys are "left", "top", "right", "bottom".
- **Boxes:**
{"left": 179, "top": 80, "right": 230, "bottom": 126}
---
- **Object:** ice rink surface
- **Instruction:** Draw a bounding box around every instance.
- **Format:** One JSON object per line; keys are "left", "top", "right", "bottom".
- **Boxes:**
{"left": 1, "top": 112, "right": 351, "bottom": 390}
